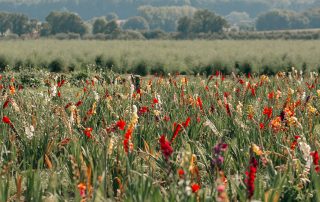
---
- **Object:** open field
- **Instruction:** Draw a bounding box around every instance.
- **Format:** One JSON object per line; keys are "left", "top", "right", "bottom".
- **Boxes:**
{"left": 1, "top": 40, "right": 320, "bottom": 74}
{"left": 0, "top": 69, "right": 320, "bottom": 201}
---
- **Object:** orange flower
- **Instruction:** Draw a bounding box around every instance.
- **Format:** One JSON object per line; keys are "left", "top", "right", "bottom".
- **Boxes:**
{"left": 9, "top": 85, "right": 15, "bottom": 95}
{"left": 77, "top": 183, "right": 86, "bottom": 197}
{"left": 270, "top": 116, "right": 282, "bottom": 132}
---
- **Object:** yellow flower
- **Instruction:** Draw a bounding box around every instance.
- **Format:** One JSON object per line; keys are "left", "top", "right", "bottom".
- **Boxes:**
{"left": 307, "top": 103, "right": 317, "bottom": 114}
{"left": 317, "top": 90, "right": 320, "bottom": 97}
{"left": 153, "top": 110, "right": 161, "bottom": 116}
{"left": 252, "top": 144, "right": 263, "bottom": 156}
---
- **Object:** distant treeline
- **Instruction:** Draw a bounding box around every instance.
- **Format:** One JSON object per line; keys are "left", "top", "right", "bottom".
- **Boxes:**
{"left": 1, "top": 7, "right": 320, "bottom": 40}
{"left": 1, "top": 0, "right": 319, "bottom": 20}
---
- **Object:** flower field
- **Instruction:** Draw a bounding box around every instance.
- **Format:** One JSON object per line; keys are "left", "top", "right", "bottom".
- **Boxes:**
{"left": 0, "top": 69, "right": 320, "bottom": 201}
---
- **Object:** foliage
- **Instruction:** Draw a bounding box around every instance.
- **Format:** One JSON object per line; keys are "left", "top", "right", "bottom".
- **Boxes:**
{"left": 49, "top": 58, "right": 66, "bottom": 72}
{"left": 45, "top": 11, "right": 88, "bottom": 35}
{"left": 122, "top": 16, "right": 149, "bottom": 31}
{"left": 92, "top": 18, "right": 107, "bottom": 34}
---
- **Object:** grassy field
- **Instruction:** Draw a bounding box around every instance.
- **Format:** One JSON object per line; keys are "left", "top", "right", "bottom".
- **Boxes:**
{"left": 1, "top": 40, "right": 320, "bottom": 74}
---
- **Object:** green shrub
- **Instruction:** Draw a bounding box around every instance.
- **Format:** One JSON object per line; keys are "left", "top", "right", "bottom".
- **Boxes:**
{"left": 14, "top": 59, "right": 24, "bottom": 71}
{"left": 239, "top": 62, "right": 252, "bottom": 75}
{"left": 106, "top": 57, "right": 117, "bottom": 70}
{"left": 95, "top": 55, "right": 106, "bottom": 68}
{"left": 49, "top": 58, "right": 66, "bottom": 72}
{"left": 132, "top": 60, "right": 149, "bottom": 76}
{"left": 18, "top": 74, "right": 42, "bottom": 87}
{"left": 0, "top": 55, "right": 9, "bottom": 72}
{"left": 150, "top": 62, "right": 166, "bottom": 76}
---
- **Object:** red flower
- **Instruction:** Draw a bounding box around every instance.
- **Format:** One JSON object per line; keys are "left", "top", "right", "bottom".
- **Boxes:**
{"left": 123, "top": 128, "right": 133, "bottom": 153}
{"left": 65, "top": 102, "right": 72, "bottom": 109}
{"left": 178, "top": 169, "right": 185, "bottom": 178}
{"left": 139, "top": 106, "right": 149, "bottom": 115}
{"left": 171, "top": 124, "right": 182, "bottom": 142}
{"left": 116, "top": 120, "right": 126, "bottom": 130}
{"left": 183, "top": 117, "right": 191, "bottom": 127}
{"left": 2, "top": 116, "right": 11, "bottom": 124}
{"left": 245, "top": 157, "right": 258, "bottom": 199}
{"left": 197, "top": 96, "right": 203, "bottom": 111}
{"left": 163, "top": 116, "right": 170, "bottom": 122}
{"left": 225, "top": 104, "right": 231, "bottom": 116}
{"left": 263, "top": 107, "right": 272, "bottom": 119}
{"left": 290, "top": 136, "right": 300, "bottom": 151}
{"left": 75, "top": 100, "right": 83, "bottom": 107}
{"left": 84, "top": 128, "right": 93, "bottom": 138}
{"left": 268, "top": 92, "right": 274, "bottom": 100}
{"left": 159, "top": 135, "right": 173, "bottom": 160}
{"left": 153, "top": 98, "right": 159, "bottom": 104}
{"left": 251, "top": 87, "right": 256, "bottom": 96}
{"left": 171, "top": 117, "right": 191, "bottom": 142}
{"left": 3, "top": 98, "right": 10, "bottom": 109}
{"left": 191, "top": 183, "right": 200, "bottom": 193}
{"left": 259, "top": 123, "right": 265, "bottom": 130}
{"left": 311, "top": 151, "right": 320, "bottom": 173}
{"left": 57, "top": 80, "right": 65, "bottom": 87}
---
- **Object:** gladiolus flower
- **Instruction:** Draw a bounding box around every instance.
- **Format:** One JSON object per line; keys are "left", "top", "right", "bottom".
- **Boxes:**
{"left": 191, "top": 183, "right": 200, "bottom": 193}
{"left": 2, "top": 116, "right": 11, "bottom": 124}
{"left": 263, "top": 107, "right": 272, "bottom": 119}
{"left": 77, "top": 183, "right": 86, "bottom": 198}
{"left": 9, "top": 85, "right": 15, "bottom": 95}
{"left": 138, "top": 106, "right": 149, "bottom": 115}
{"left": 259, "top": 123, "right": 265, "bottom": 130}
{"left": 268, "top": 92, "right": 274, "bottom": 100}
{"left": 197, "top": 96, "right": 203, "bottom": 111}
{"left": 311, "top": 151, "right": 320, "bottom": 173}
{"left": 75, "top": 100, "right": 83, "bottom": 107}
{"left": 3, "top": 98, "right": 10, "bottom": 109}
{"left": 116, "top": 120, "right": 126, "bottom": 130}
{"left": 153, "top": 98, "right": 158, "bottom": 104}
{"left": 245, "top": 157, "right": 258, "bottom": 199}
{"left": 178, "top": 169, "right": 185, "bottom": 178}
{"left": 183, "top": 117, "right": 191, "bottom": 127}
{"left": 159, "top": 135, "right": 173, "bottom": 160}
{"left": 84, "top": 128, "right": 93, "bottom": 138}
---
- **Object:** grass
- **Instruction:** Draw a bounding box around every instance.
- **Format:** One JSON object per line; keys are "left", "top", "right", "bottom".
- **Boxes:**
{"left": 0, "top": 67, "right": 320, "bottom": 201}
{"left": 0, "top": 40, "right": 320, "bottom": 74}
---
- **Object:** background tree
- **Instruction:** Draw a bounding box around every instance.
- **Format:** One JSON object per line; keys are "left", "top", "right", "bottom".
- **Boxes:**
{"left": 303, "top": 8, "right": 320, "bottom": 28}
{"left": 177, "top": 16, "right": 192, "bottom": 35}
{"left": 92, "top": 18, "right": 107, "bottom": 34}
{"left": 104, "top": 20, "right": 119, "bottom": 34}
{"left": 0, "top": 12, "right": 10, "bottom": 35}
{"left": 190, "top": 9, "right": 228, "bottom": 33}
{"left": 122, "top": 16, "right": 149, "bottom": 31}
{"left": 256, "top": 10, "right": 291, "bottom": 31}
{"left": 138, "top": 6, "right": 196, "bottom": 32}
{"left": 106, "top": 12, "right": 118, "bottom": 21}
{"left": 45, "top": 11, "right": 88, "bottom": 35}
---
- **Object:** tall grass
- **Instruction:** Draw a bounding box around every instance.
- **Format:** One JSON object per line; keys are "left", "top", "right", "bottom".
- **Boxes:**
{"left": 0, "top": 40, "right": 320, "bottom": 74}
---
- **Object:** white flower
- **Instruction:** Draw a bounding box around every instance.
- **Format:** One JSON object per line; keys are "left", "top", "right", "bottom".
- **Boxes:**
{"left": 25, "top": 125, "right": 35, "bottom": 139}
{"left": 50, "top": 85, "right": 57, "bottom": 97}
{"left": 93, "top": 91, "right": 100, "bottom": 101}
{"left": 130, "top": 84, "right": 135, "bottom": 98}
{"left": 299, "top": 141, "right": 311, "bottom": 164}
